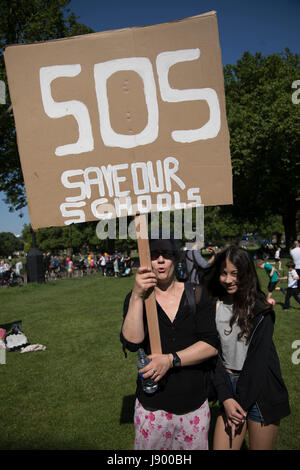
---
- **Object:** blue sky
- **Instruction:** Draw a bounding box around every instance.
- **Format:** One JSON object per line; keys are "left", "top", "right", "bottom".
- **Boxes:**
{"left": 1, "top": 0, "right": 299, "bottom": 236}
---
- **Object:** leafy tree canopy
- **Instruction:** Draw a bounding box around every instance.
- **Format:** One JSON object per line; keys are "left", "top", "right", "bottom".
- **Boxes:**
{"left": 224, "top": 49, "right": 300, "bottom": 248}
{"left": 0, "top": 231, "right": 23, "bottom": 256}
{"left": 0, "top": 0, "right": 94, "bottom": 211}
{"left": 204, "top": 206, "right": 284, "bottom": 247}
{"left": 21, "top": 219, "right": 137, "bottom": 254}
{"left": 0, "top": 7, "right": 299, "bottom": 248}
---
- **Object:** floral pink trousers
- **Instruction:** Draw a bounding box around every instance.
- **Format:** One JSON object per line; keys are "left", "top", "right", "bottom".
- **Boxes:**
{"left": 134, "top": 399, "right": 210, "bottom": 450}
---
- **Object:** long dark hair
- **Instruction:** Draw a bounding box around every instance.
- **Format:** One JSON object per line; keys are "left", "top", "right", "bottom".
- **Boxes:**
{"left": 204, "top": 245, "right": 268, "bottom": 343}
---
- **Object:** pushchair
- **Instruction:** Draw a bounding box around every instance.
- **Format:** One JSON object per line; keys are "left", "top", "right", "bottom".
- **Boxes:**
{"left": 121, "top": 266, "right": 132, "bottom": 277}
{"left": 0, "top": 269, "right": 24, "bottom": 287}
{"left": 105, "top": 259, "right": 114, "bottom": 276}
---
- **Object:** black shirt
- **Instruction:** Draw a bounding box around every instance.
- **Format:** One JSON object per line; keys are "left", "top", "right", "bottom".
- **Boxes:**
{"left": 120, "top": 285, "right": 219, "bottom": 414}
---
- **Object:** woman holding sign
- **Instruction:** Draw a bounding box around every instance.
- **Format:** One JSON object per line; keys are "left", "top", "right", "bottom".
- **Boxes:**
{"left": 121, "top": 235, "right": 219, "bottom": 450}
{"left": 204, "top": 245, "right": 290, "bottom": 450}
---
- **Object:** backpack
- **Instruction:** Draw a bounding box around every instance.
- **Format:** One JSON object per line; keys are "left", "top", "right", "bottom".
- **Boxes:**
{"left": 176, "top": 250, "right": 205, "bottom": 285}
{"left": 183, "top": 281, "right": 218, "bottom": 402}
{"left": 184, "top": 281, "right": 202, "bottom": 315}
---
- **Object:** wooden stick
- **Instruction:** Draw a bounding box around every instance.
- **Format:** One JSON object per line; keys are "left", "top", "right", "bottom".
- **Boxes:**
{"left": 135, "top": 214, "right": 162, "bottom": 354}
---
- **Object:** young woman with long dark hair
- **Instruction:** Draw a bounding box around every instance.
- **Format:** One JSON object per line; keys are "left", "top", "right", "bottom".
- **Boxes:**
{"left": 205, "top": 245, "right": 290, "bottom": 450}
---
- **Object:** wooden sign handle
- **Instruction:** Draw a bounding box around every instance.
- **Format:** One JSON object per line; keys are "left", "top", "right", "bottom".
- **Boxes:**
{"left": 135, "top": 214, "right": 162, "bottom": 354}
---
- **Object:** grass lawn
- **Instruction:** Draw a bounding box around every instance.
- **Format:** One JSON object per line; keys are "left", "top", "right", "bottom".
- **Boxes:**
{"left": 0, "top": 260, "right": 299, "bottom": 450}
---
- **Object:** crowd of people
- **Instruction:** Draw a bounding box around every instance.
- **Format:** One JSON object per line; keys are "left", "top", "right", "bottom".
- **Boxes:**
{"left": 0, "top": 258, "right": 24, "bottom": 286}
{"left": 256, "top": 240, "right": 300, "bottom": 309}
{"left": 0, "top": 249, "right": 135, "bottom": 285}
{"left": 1, "top": 237, "right": 299, "bottom": 449}
{"left": 43, "top": 250, "right": 134, "bottom": 281}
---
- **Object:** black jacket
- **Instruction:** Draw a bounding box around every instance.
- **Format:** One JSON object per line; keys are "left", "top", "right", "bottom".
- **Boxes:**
{"left": 120, "top": 285, "right": 219, "bottom": 414}
{"left": 212, "top": 300, "right": 290, "bottom": 425}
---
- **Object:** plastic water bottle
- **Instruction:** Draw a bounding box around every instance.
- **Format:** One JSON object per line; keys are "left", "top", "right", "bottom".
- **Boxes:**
{"left": 176, "top": 262, "right": 185, "bottom": 280}
{"left": 0, "top": 339, "right": 6, "bottom": 365}
{"left": 137, "top": 348, "right": 158, "bottom": 394}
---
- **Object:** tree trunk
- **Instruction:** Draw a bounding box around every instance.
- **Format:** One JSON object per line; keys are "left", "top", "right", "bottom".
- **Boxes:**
{"left": 282, "top": 198, "right": 297, "bottom": 252}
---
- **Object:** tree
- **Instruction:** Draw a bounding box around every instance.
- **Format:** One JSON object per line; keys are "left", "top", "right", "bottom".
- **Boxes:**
{"left": 204, "top": 206, "right": 284, "bottom": 247}
{"left": 224, "top": 49, "right": 300, "bottom": 249}
{"left": 0, "top": 231, "right": 23, "bottom": 256}
{"left": 22, "top": 222, "right": 88, "bottom": 253}
{"left": 0, "top": 0, "right": 93, "bottom": 212}
{"left": 21, "top": 218, "right": 139, "bottom": 254}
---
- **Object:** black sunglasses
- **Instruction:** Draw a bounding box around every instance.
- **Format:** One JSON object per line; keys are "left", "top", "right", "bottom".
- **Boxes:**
{"left": 150, "top": 250, "right": 176, "bottom": 260}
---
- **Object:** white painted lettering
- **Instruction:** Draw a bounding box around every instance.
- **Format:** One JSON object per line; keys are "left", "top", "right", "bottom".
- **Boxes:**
{"left": 157, "top": 193, "right": 172, "bottom": 211}
{"left": 114, "top": 196, "right": 132, "bottom": 217}
{"left": 156, "top": 49, "right": 221, "bottom": 141}
{"left": 137, "top": 194, "right": 152, "bottom": 213}
{"left": 91, "top": 198, "right": 114, "bottom": 219}
{"left": 60, "top": 201, "right": 86, "bottom": 224}
{"left": 40, "top": 64, "right": 94, "bottom": 156}
{"left": 187, "top": 187, "right": 202, "bottom": 206}
{"left": 131, "top": 162, "right": 150, "bottom": 195}
{"left": 101, "top": 164, "right": 114, "bottom": 197}
{"left": 112, "top": 164, "right": 130, "bottom": 197}
{"left": 60, "top": 157, "right": 201, "bottom": 223}
{"left": 163, "top": 156, "right": 185, "bottom": 191}
{"left": 173, "top": 191, "right": 186, "bottom": 209}
{"left": 94, "top": 57, "right": 159, "bottom": 148}
{"left": 61, "top": 169, "right": 86, "bottom": 202}
{"left": 147, "top": 160, "right": 164, "bottom": 192}
{"left": 84, "top": 167, "right": 105, "bottom": 198}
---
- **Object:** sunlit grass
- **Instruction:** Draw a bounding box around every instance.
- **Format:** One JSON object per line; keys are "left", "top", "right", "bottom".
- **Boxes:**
{"left": 0, "top": 260, "right": 299, "bottom": 450}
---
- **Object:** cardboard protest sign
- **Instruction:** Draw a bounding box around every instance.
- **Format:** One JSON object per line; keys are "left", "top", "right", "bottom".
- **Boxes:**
{"left": 4, "top": 11, "right": 232, "bottom": 230}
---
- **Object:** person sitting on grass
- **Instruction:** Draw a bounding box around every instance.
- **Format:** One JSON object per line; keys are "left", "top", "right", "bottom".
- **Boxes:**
{"left": 256, "top": 259, "right": 279, "bottom": 305}
{"left": 275, "top": 261, "right": 300, "bottom": 311}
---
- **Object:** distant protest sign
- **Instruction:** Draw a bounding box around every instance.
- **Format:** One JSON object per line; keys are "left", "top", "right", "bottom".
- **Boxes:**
{"left": 4, "top": 11, "right": 232, "bottom": 230}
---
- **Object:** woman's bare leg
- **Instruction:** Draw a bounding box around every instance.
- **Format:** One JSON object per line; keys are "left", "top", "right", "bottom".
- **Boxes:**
{"left": 248, "top": 420, "right": 279, "bottom": 450}
{"left": 213, "top": 413, "right": 247, "bottom": 450}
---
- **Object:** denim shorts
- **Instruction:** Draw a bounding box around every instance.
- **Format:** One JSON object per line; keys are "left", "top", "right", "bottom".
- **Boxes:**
{"left": 225, "top": 372, "right": 264, "bottom": 424}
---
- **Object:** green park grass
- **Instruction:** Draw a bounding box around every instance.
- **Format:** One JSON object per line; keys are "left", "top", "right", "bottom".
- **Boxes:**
{"left": 0, "top": 261, "right": 299, "bottom": 450}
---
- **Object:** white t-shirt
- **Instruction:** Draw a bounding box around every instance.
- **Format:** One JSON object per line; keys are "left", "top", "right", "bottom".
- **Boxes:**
{"left": 15, "top": 261, "right": 23, "bottom": 274}
{"left": 288, "top": 269, "right": 299, "bottom": 288}
{"left": 290, "top": 247, "right": 300, "bottom": 269}
{"left": 215, "top": 301, "right": 249, "bottom": 371}
{"left": 0, "top": 263, "right": 9, "bottom": 273}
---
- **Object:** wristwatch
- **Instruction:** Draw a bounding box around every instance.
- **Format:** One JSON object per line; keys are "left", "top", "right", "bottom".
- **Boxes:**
{"left": 171, "top": 352, "right": 181, "bottom": 368}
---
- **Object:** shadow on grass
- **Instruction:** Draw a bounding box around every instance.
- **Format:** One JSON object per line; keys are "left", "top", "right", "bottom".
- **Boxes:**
{"left": 0, "top": 437, "right": 97, "bottom": 450}
{"left": 120, "top": 394, "right": 135, "bottom": 424}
